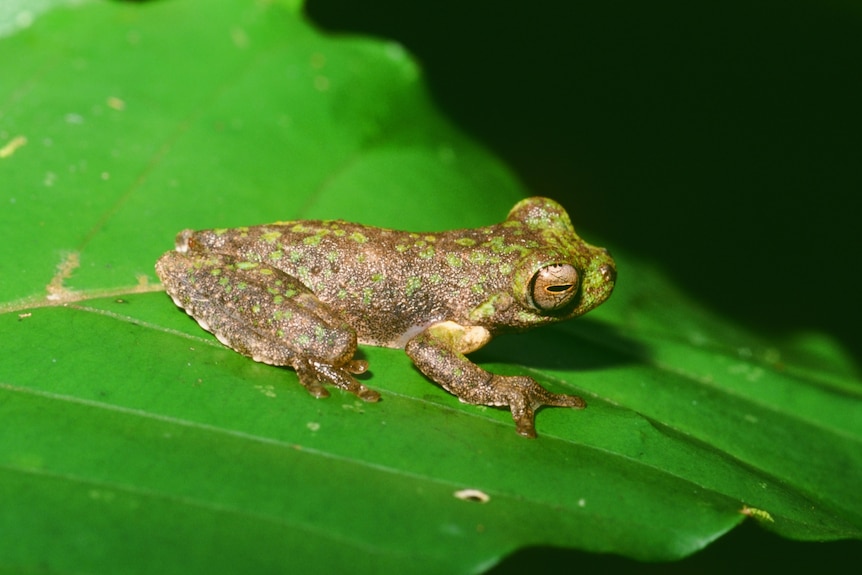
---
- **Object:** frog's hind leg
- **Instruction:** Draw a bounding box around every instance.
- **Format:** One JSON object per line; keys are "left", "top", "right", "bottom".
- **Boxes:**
{"left": 157, "top": 250, "right": 380, "bottom": 403}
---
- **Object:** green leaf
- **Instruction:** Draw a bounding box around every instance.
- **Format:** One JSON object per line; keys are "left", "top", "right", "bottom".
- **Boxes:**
{"left": 1, "top": 1, "right": 859, "bottom": 573}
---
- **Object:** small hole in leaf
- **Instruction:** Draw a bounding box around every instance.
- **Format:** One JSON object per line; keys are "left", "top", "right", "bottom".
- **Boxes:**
{"left": 453, "top": 489, "right": 490, "bottom": 504}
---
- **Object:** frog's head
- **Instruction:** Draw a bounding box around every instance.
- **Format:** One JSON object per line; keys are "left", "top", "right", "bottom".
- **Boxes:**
{"left": 504, "top": 197, "right": 616, "bottom": 327}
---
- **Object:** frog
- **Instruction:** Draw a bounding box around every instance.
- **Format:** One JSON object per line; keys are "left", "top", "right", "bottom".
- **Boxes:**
{"left": 155, "top": 196, "right": 616, "bottom": 437}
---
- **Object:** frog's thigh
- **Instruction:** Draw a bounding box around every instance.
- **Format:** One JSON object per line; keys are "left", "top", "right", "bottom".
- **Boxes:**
{"left": 158, "top": 252, "right": 377, "bottom": 401}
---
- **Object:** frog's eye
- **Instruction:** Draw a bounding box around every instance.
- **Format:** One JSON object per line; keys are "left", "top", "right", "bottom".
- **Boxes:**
{"left": 529, "top": 264, "right": 580, "bottom": 311}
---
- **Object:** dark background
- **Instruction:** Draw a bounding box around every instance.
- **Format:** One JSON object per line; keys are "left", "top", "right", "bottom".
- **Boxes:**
{"left": 306, "top": 0, "right": 860, "bottom": 572}
{"left": 306, "top": 0, "right": 861, "bottom": 362}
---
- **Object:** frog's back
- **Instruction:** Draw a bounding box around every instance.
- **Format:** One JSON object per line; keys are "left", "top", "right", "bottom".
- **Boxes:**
{"left": 185, "top": 219, "right": 524, "bottom": 348}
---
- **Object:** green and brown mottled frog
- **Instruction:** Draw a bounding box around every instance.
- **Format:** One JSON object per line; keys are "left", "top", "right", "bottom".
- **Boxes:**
{"left": 155, "top": 197, "right": 616, "bottom": 437}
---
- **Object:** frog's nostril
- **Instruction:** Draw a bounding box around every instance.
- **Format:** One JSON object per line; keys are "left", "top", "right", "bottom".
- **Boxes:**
{"left": 599, "top": 263, "right": 616, "bottom": 284}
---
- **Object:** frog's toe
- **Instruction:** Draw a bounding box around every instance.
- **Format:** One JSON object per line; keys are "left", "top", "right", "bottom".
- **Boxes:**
{"left": 512, "top": 409, "right": 539, "bottom": 438}
{"left": 292, "top": 363, "right": 331, "bottom": 398}
{"left": 515, "top": 421, "right": 538, "bottom": 439}
{"left": 356, "top": 386, "right": 381, "bottom": 402}
{"left": 503, "top": 383, "right": 538, "bottom": 438}
{"left": 512, "top": 377, "right": 586, "bottom": 410}
{"left": 346, "top": 359, "right": 369, "bottom": 375}
{"left": 305, "top": 385, "right": 331, "bottom": 399}
{"left": 543, "top": 392, "right": 587, "bottom": 409}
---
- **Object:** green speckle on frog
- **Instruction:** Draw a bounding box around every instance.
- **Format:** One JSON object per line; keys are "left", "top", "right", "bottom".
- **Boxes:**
{"left": 155, "top": 197, "right": 616, "bottom": 437}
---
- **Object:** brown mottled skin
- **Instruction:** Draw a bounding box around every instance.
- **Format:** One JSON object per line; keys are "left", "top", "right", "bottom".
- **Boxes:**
{"left": 155, "top": 197, "right": 616, "bottom": 437}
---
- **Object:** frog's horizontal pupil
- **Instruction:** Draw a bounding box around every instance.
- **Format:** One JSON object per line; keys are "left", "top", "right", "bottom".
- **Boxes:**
{"left": 530, "top": 263, "right": 579, "bottom": 311}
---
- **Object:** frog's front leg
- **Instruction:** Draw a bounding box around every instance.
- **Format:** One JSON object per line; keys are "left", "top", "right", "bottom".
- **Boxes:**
{"left": 404, "top": 322, "right": 585, "bottom": 438}
{"left": 155, "top": 250, "right": 379, "bottom": 402}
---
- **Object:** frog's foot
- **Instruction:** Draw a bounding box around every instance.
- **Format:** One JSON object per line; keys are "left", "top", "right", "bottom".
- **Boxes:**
{"left": 293, "top": 358, "right": 380, "bottom": 402}
{"left": 488, "top": 375, "right": 586, "bottom": 438}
